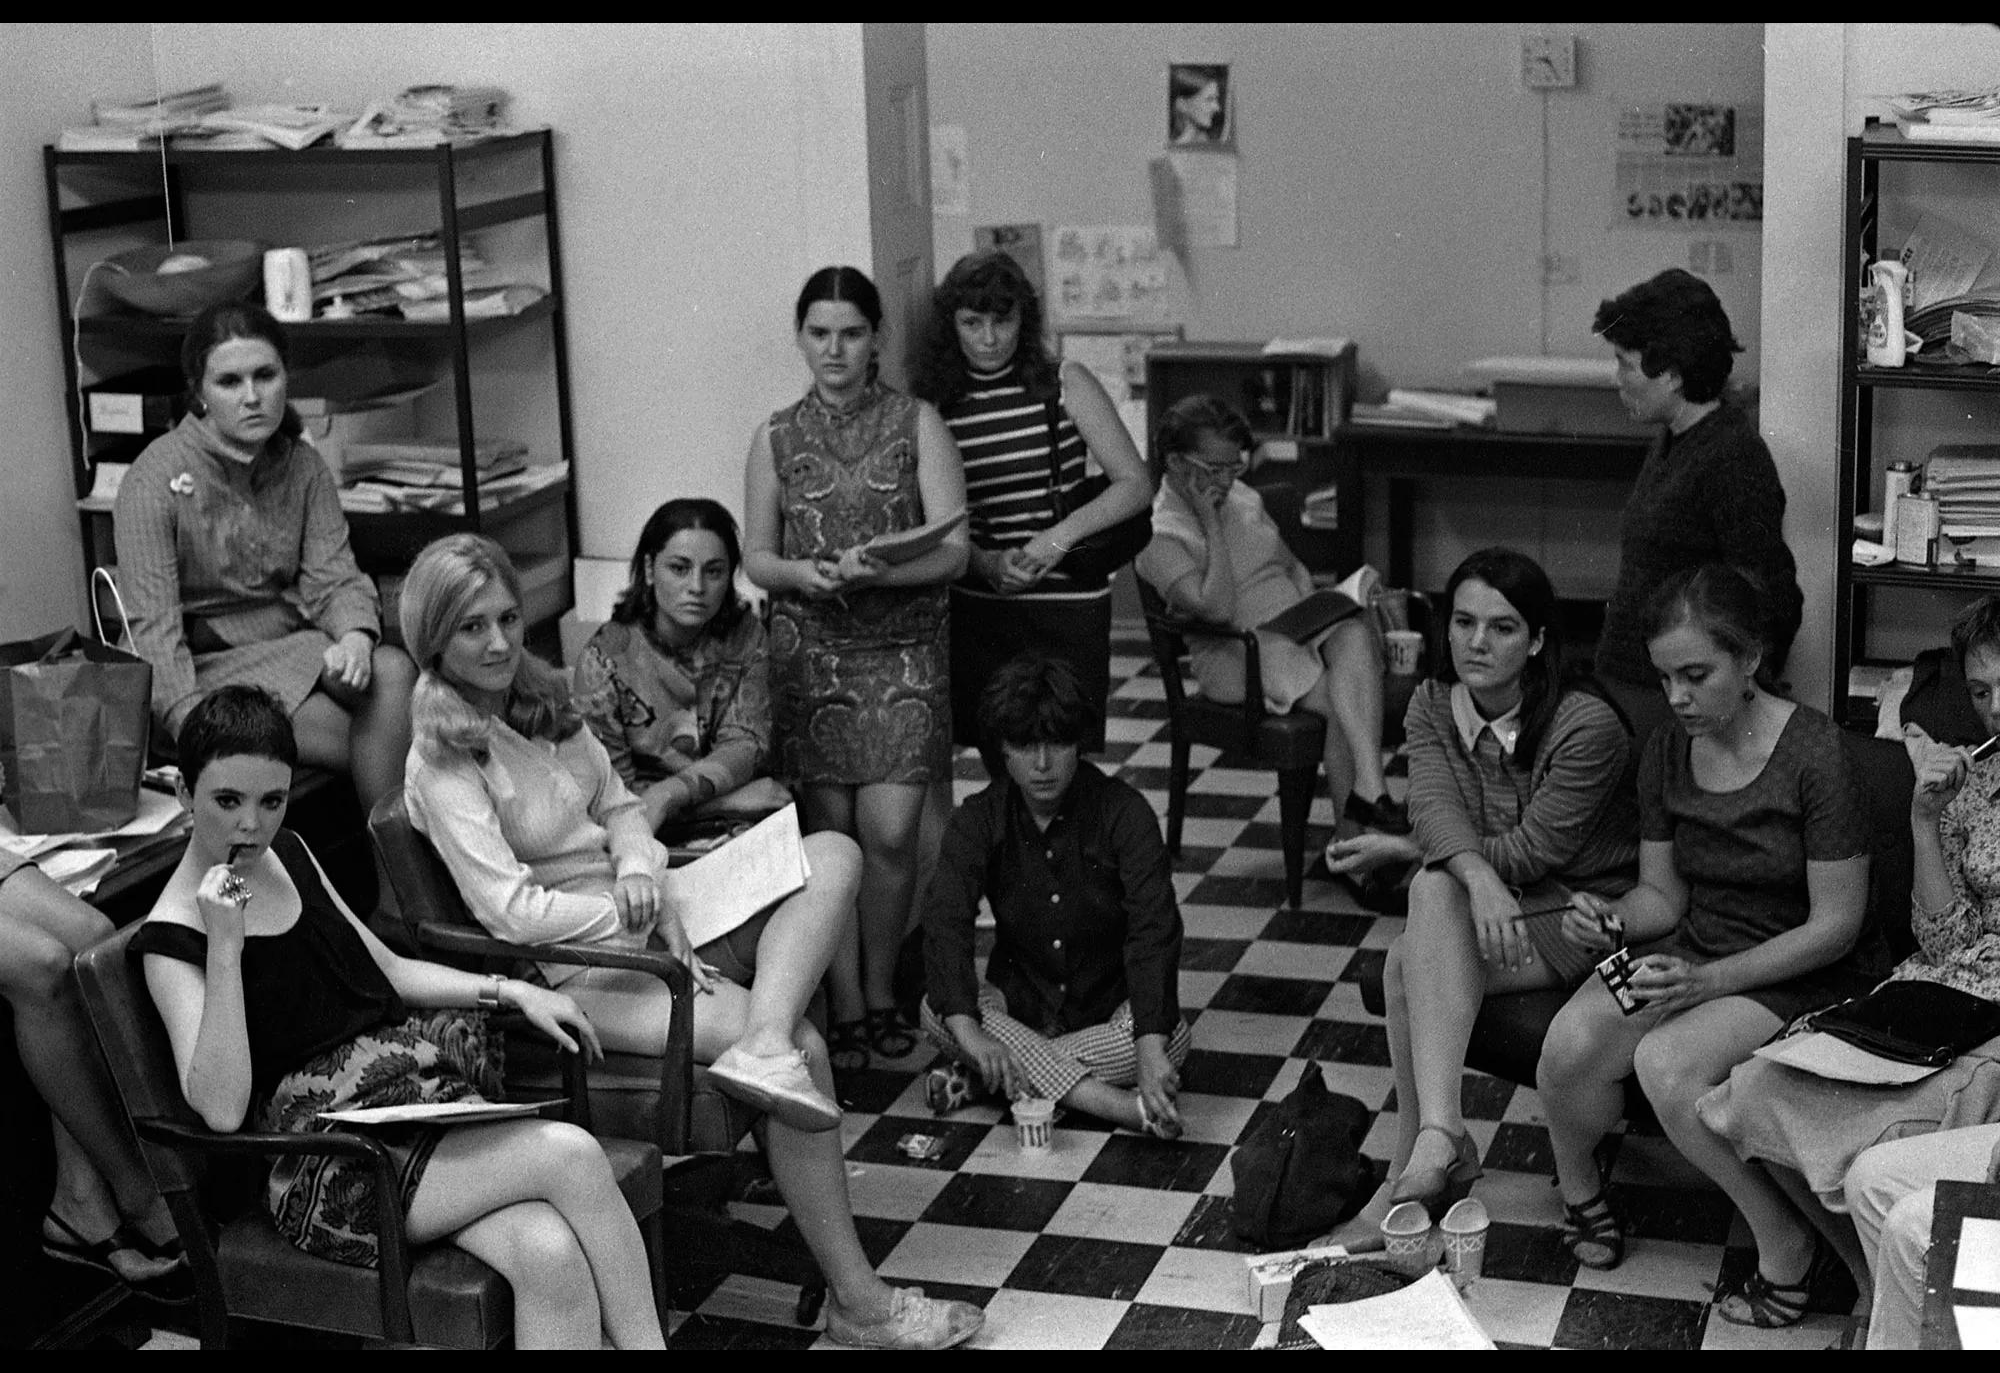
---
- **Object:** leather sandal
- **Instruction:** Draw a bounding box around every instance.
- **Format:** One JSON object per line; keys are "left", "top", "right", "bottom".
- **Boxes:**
{"left": 1560, "top": 1188, "right": 1624, "bottom": 1271}
{"left": 1716, "top": 1237, "right": 1830, "bottom": 1329}
{"left": 864, "top": 1006, "right": 919, "bottom": 1059}
{"left": 828, "top": 1019, "right": 870, "bottom": 1074}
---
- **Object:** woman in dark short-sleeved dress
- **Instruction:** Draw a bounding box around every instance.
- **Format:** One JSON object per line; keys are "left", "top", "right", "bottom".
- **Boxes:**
{"left": 742, "top": 266, "right": 969, "bottom": 1067}
{"left": 1534, "top": 565, "right": 1882, "bottom": 1328}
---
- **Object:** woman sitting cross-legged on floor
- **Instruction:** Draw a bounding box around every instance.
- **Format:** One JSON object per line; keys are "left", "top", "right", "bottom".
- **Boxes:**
{"left": 136, "top": 686, "right": 664, "bottom": 1349}
{"left": 1534, "top": 563, "right": 1885, "bottom": 1327}
{"left": 399, "top": 532, "right": 982, "bottom": 1349}
{"left": 1696, "top": 593, "right": 2000, "bottom": 1343}
{"left": 1323, "top": 548, "right": 1640, "bottom": 1247}
{"left": 920, "top": 652, "right": 1191, "bottom": 1136}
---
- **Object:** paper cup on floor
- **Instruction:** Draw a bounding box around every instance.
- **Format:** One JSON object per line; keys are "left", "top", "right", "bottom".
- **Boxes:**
{"left": 1380, "top": 1200, "right": 1439, "bottom": 1277}
{"left": 1384, "top": 629, "right": 1424, "bottom": 676}
{"left": 1439, "top": 1197, "right": 1490, "bottom": 1288}
{"left": 1012, "top": 1097, "right": 1055, "bottom": 1152}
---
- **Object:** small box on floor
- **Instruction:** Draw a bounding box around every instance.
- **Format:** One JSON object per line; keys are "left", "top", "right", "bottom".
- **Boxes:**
{"left": 1244, "top": 1244, "right": 1355, "bottom": 1322}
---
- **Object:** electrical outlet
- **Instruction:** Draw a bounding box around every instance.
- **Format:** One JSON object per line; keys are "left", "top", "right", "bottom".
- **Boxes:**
{"left": 1522, "top": 35, "right": 1577, "bottom": 90}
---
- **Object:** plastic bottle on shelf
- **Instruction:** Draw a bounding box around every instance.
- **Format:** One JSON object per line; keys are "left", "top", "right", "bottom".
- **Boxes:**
{"left": 1866, "top": 260, "right": 1910, "bottom": 367}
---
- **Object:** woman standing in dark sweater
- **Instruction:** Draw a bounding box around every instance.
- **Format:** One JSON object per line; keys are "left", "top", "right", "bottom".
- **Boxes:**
{"left": 1593, "top": 270, "right": 1802, "bottom": 742}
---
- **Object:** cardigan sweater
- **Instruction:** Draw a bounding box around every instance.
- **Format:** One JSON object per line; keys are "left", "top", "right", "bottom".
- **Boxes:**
{"left": 1405, "top": 679, "right": 1639, "bottom": 895}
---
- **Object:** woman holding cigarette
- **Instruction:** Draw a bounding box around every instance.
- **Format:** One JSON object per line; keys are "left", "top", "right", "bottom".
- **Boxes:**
{"left": 1534, "top": 564, "right": 1880, "bottom": 1323}
{"left": 1695, "top": 593, "right": 2000, "bottom": 1342}
{"left": 744, "top": 266, "right": 969, "bottom": 1068}
{"left": 1324, "top": 548, "right": 1638, "bottom": 1243}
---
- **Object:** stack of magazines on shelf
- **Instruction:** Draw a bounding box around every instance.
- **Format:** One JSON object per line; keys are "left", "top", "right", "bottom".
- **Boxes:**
{"left": 341, "top": 438, "right": 565, "bottom": 515}
{"left": 1926, "top": 444, "right": 2000, "bottom": 567}
{"left": 339, "top": 84, "right": 512, "bottom": 148}
{"left": 57, "top": 83, "right": 231, "bottom": 151}
{"left": 1887, "top": 87, "right": 2000, "bottom": 145}
{"left": 309, "top": 233, "right": 546, "bottom": 322}
{"left": 1300, "top": 484, "right": 1341, "bottom": 531}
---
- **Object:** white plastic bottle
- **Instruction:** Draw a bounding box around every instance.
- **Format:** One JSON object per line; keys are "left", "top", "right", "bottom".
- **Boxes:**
{"left": 1867, "top": 260, "right": 1909, "bottom": 368}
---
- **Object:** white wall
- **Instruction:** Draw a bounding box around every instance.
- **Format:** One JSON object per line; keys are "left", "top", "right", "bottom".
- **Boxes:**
{"left": 0, "top": 23, "right": 891, "bottom": 647}
{"left": 1760, "top": 21, "right": 2000, "bottom": 711}
{"left": 0, "top": 25, "right": 151, "bottom": 639}
{"left": 927, "top": 23, "right": 1766, "bottom": 594}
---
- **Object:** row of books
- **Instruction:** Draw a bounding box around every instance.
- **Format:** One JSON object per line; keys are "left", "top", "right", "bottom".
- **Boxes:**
{"left": 1919, "top": 445, "right": 2000, "bottom": 565}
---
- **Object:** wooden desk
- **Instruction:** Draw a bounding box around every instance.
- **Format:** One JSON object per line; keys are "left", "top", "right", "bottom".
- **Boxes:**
{"left": 1328, "top": 423, "right": 1652, "bottom": 591}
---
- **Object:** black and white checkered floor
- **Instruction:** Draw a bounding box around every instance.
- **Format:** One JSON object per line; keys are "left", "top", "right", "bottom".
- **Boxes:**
{"left": 130, "top": 630, "right": 1852, "bottom": 1350}
{"left": 656, "top": 630, "right": 1851, "bottom": 1351}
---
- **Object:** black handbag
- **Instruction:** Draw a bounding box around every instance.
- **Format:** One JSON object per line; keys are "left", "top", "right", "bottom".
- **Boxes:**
{"left": 1041, "top": 398, "right": 1151, "bottom": 585}
{"left": 1812, "top": 978, "right": 2000, "bottom": 1068}
{"left": 1229, "top": 1065, "right": 1376, "bottom": 1250}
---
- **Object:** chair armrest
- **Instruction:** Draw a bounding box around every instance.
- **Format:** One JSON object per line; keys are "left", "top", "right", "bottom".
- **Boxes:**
{"left": 411, "top": 922, "right": 697, "bottom": 1154}
{"left": 1142, "top": 609, "right": 1268, "bottom": 737}
{"left": 135, "top": 1119, "right": 420, "bottom": 1341}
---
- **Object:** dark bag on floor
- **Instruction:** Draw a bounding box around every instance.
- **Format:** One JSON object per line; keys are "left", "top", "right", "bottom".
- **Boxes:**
{"left": 0, "top": 627, "right": 151, "bottom": 832}
{"left": 1041, "top": 399, "right": 1151, "bottom": 586}
{"left": 1230, "top": 1065, "right": 1376, "bottom": 1250}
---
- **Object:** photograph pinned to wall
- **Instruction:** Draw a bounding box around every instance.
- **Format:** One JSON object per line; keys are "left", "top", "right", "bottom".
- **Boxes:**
{"left": 1049, "top": 225, "right": 1172, "bottom": 329}
{"left": 973, "top": 223, "right": 1045, "bottom": 300}
{"left": 1612, "top": 102, "right": 1764, "bottom": 230}
{"left": 1168, "top": 63, "right": 1232, "bottom": 149}
{"left": 929, "top": 123, "right": 970, "bottom": 217}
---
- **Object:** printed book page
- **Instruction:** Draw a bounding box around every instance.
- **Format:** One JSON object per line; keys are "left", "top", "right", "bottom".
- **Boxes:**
{"left": 671, "top": 804, "right": 810, "bottom": 949}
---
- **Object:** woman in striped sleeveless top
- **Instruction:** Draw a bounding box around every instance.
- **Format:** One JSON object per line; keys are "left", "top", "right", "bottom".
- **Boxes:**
{"left": 911, "top": 250, "right": 1153, "bottom": 762}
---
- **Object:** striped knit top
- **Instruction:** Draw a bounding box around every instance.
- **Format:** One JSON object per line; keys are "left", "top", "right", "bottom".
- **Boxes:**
{"left": 1404, "top": 679, "right": 1640, "bottom": 898}
{"left": 941, "top": 361, "right": 1094, "bottom": 587}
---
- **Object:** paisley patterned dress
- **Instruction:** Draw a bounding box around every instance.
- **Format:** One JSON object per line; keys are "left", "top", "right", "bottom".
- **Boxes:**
{"left": 765, "top": 383, "right": 951, "bottom": 786}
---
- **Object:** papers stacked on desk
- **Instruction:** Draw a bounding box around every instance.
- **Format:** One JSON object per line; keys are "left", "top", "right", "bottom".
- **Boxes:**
{"left": 1380, "top": 389, "right": 1496, "bottom": 428}
{"left": 0, "top": 789, "right": 187, "bottom": 897}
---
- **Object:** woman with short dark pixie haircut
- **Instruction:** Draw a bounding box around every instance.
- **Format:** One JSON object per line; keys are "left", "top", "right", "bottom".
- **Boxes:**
{"left": 1590, "top": 269, "right": 1802, "bottom": 744}
{"left": 920, "top": 654, "right": 1190, "bottom": 1136}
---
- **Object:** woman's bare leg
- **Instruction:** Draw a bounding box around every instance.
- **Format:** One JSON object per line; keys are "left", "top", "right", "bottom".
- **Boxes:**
{"left": 1399, "top": 871, "right": 1559, "bottom": 1178}
{"left": 1321, "top": 620, "right": 1389, "bottom": 802}
{"left": 405, "top": 1119, "right": 663, "bottom": 1349}
{"left": 1537, "top": 978, "right": 1657, "bottom": 1206}
{"left": 1297, "top": 676, "right": 1357, "bottom": 817}
{"left": 853, "top": 783, "right": 927, "bottom": 1013}
{"left": 300, "top": 645, "right": 417, "bottom": 813}
{"left": 0, "top": 871, "right": 175, "bottom": 1263}
{"left": 729, "top": 832, "right": 859, "bottom": 1058}
{"left": 800, "top": 784, "right": 864, "bottom": 1024}
{"left": 1634, "top": 998, "right": 1812, "bottom": 1281}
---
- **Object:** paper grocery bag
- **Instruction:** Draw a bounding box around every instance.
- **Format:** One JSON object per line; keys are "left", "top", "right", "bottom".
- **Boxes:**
{"left": 0, "top": 628, "right": 151, "bottom": 833}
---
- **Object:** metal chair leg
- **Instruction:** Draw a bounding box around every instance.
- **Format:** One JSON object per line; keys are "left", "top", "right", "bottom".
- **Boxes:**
{"left": 1167, "top": 735, "right": 1191, "bottom": 856}
{"left": 1277, "top": 765, "right": 1317, "bottom": 911}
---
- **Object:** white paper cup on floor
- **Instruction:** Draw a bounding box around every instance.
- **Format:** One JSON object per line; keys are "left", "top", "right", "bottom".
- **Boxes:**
{"left": 1380, "top": 1200, "right": 1440, "bottom": 1277}
{"left": 1385, "top": 629, "right": 1424, "bottom": 676}
{"left": 1011, "top": 1097, "right": 1055, "bottom": 1153}
{"left": 1439, "top": 1197, "right": 1490, "bottom": 1288}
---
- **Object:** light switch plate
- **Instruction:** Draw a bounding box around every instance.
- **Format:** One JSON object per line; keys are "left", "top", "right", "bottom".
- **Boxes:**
{"left": 1522, "top": 35, "right": 1577, "bottom": 90}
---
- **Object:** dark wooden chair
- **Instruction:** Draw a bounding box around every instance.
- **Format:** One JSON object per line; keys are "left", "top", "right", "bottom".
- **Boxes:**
{"left": 366, "top": 794, "right": 827, "bottom": 1326}
{"left": 1138, "top": 579, "right": 1326, "bottom": 910}
{"left": 71, "top": 923, "right": 666, "bottom": 1348}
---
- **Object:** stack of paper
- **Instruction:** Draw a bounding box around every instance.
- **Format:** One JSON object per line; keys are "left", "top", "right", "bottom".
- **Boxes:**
{"left": 1888, "top": 88, "right": 2000, "bottom": 144}
{"left": 1296, "top": 1270, "right": 1494, "bottom": 1349}
{"left": 340, "top": 85, "right": 512, "bottom": 149}
{"left": 1926, "top": 446, "right": 2000, "bottom": 564}
{"left": 670, "top": 804, "right": 811, "bottom": 949}
{"left": 59, "top": 82, "right": 231, "bottom": 150}
{"left": 341, "top": 460, "right": 566, "bottom": 515}
{"left": 1301, "top": 483, "right": 1340, "bottom": 530}
{"left": 1383, "top": 389, "right": 1497, "bottom": 428}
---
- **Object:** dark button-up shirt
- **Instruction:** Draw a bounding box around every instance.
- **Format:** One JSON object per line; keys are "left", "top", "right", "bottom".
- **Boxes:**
{"left": 923, "top": 761, "right": 1183, "bottom": 1039}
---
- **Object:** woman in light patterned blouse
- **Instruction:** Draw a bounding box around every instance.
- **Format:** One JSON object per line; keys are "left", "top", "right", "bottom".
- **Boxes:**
{"left": 113, "top": 303, "right": 414, "bottom": 809}
{"left": 1699, "top": 594, "right": 2000, "bottom": 1344}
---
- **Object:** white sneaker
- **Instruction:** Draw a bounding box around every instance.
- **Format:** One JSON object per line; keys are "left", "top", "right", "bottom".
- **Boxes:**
{"left": 706, "top": 1045, "right": 841, "bottom": 1133}
{"left": 823, "top": 1286, "right": 984, "bottom": 1349}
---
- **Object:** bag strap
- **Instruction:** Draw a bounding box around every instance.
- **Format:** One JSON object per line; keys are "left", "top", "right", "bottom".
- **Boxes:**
{"left": 91, "top": 566, "right": 134, "bottom": 650}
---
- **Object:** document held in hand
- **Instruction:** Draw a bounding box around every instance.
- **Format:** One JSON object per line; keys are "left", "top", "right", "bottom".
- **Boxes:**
{"left": 671, "top": 803, "right": 813, "bottom": 949}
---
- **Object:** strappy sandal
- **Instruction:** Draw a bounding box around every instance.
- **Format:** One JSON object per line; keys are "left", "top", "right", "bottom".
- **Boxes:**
{"left": 43, "top": 1211, "right": 191, "bottom": 1304}
{"left": 864, "top": 1006, "right": 919, "bottom": 1059}
{"left": 1560, "top": 1188, "right": 1624, "bottom": 1271}
{"left": 1716, "top": 1238, "right": 1830, "bottom": 1329}
{"left": 828, "top": 1019, "right": 871, "bottom": 1074}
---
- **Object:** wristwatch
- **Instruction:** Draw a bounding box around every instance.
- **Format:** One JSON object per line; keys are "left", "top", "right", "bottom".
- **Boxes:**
{"left": 477, "top": 974, "right": 507, "bottom": 1009}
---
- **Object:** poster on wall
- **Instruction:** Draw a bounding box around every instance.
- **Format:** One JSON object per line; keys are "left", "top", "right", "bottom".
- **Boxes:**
{"left": 1058, "top": 328, "right": 1184, "bottom": 453}
{"left": 929, "top": 123, "right": 970, "bottom": 217}
{"left": 973, "top": 223, "right": 1045, "bottom": 299}
{"left": 1163, "top": 151, "right": 1238, "bottom": 248}
{"left": 1612, "top": 102, "right": 1763, "bottom": 230}
{"left": 1049, "top": 226, "right": 1172, "bottom": 329}
{"left": 1168, "top": 63, "right": 1232, "bottom": 150}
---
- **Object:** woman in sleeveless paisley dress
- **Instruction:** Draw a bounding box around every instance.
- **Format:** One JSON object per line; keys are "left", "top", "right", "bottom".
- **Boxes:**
{"left": 744, "top": 266, "right": 969, "bottom": 1069}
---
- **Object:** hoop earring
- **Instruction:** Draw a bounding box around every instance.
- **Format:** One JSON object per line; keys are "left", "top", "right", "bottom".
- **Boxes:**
{"left": 188, "top": 397, "right": 208, "bottom": 418}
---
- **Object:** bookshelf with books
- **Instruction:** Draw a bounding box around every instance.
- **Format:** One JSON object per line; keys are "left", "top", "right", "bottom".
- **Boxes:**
{"left": 44, "top": 129, "right": 577, "bottom": 648}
